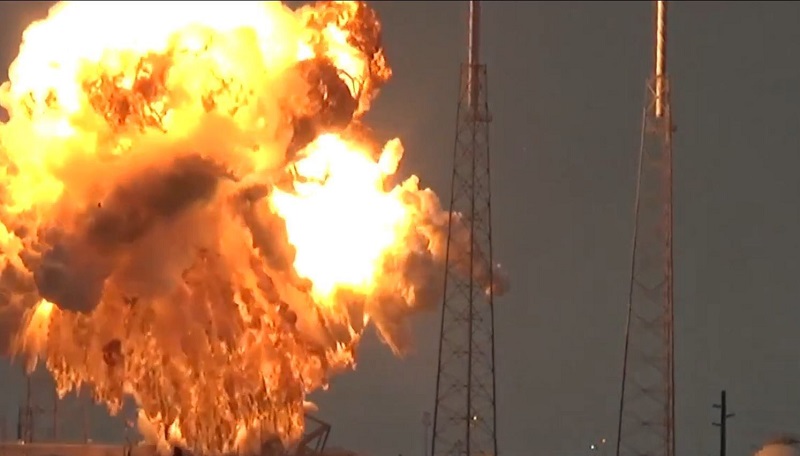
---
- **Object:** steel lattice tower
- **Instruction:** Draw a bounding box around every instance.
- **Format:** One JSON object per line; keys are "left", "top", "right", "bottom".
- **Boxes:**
{"left": 616, "top": 3, "right": 675, "bottom": 456}
{"left": 431, "top": 2, "right": 498, "bottom": 456}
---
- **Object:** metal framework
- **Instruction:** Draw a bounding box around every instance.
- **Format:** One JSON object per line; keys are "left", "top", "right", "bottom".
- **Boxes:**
{"left": 292, "top": 415, "right": 331, "bottom": 456}
{"left": 18, "top": 372, "right": 40, "bottom": 443}
{"left": 431, "top": 2, "right": 498, "bottom": 456}
{"left": 616, "top": 3, "right": 675, "bottom": 456}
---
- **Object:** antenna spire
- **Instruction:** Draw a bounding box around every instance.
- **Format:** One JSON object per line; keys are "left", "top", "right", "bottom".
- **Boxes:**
{"left": 467, "top": 1, "right": 481, "bottom": 114}
{"left": 655, "top": 0, "right": 667, "bottom": 117}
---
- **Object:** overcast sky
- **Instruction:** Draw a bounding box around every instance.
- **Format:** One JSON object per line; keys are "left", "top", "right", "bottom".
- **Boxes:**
{"left": 2, "top": 2, "right": 800, "bottom": 456}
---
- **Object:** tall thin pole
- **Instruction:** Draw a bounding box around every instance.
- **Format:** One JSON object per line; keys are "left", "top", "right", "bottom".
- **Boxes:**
{"left": 467, "top": 0, "right": 480, "bottom": 114}
{"left": 422, "top": 412, "right": 431, "bottom": 456}
{"left": 25, "top": 373, "right": 32, "bottom": 443}
{"left": 713, "top": 390, "right": 735, "bottom": 456}
{"left": 16, "top": 406, "right": 22, "bottom": 441}
{"left": 52, "top": 388, "right": 58, "bottom": 440}
{"left": 82, "top": 392, "right": 89, "bottom": 443}
{"left": 655, "top": 1, "right": 667, "bottom": 118}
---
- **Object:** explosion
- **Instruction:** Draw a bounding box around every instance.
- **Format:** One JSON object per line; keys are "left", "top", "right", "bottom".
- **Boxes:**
{"left": 0, "top": 1, "right": 505, "bottom": 453}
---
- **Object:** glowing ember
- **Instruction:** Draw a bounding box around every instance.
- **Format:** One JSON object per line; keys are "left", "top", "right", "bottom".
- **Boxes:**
{"left": 0, "top": 1, "right": 505, "bottom": 454}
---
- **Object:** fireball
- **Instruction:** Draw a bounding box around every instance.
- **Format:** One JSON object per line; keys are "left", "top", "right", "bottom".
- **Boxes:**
{"left": 0, "top": 1, "right": 503, "bottom": 453}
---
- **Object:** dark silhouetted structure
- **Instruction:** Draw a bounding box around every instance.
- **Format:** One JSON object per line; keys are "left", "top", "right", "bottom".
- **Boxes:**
{"left": 713, "top": 390, "right": 735, "bottom": 456}
{"left": 616, "top": 3, "right": 676, "bottom": 456}
{"left": 431, "top": 1, "right": 498, "bottom": 456}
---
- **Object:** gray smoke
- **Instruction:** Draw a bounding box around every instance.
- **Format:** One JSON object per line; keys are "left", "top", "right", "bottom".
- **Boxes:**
{"left": 34, "top": 154, "right": 231, "bottom": 314}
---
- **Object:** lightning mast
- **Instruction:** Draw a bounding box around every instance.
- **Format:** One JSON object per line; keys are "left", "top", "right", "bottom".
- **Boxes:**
{"left": 431, "top": 1, "right": 498, "bottom": 456}
{"left": 22, "top": 372, "right": 33, "bottom": 443}
{"left": 616, "top": 4, "right": 675, "bottom": 456}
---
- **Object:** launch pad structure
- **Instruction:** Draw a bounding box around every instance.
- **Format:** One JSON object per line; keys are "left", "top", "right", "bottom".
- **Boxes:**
{"left": 431, "top": 1, "right": 499, "bottom": 456}
{"left": 2, "top": 409, "right": 334, "bottom": 456}
{"left": 616, "top": 3, "right": 676, "bottom": 456}
{"left": 5, "top": 368, "right": 335, "bottom": 456}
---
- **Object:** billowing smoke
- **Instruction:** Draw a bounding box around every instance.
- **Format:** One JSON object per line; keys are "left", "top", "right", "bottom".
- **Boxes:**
{"left": 35, "top": 155, "right": 230, "bottom": 314}
{"left": 0, "top": 1, "right": 507, "bottom": 453}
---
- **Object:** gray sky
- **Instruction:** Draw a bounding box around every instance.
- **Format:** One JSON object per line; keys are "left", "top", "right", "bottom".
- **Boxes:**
{"left": 2, "top": 2, "right": 800, "bottom": 456}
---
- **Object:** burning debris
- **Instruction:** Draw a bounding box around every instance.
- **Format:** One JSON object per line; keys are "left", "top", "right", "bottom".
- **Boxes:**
{"left": 0, "top": 1, "right": 506, "bottom": 454}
